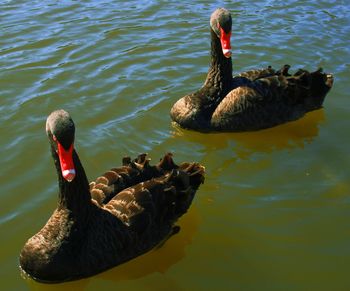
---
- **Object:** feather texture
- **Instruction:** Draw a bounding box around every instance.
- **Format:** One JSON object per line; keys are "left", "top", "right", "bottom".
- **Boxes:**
{"left": 170, "top": 8, "right": 333, "bottom": 132}
{"left": 19, "top": 110, "right": 205, "bottom": 283}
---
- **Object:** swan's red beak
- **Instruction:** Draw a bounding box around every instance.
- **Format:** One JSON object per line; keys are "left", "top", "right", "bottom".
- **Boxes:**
{"left": 57, "top": 141, "right": 76, "bottom": 182}
{"left": 220, "top": 27, "right": 232, "bottom": 58}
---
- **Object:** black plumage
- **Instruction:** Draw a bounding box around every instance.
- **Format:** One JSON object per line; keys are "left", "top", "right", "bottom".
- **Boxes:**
{"left": 19, "top": 110, "right": 205, "bottom": 283}
{"left": 170, "top": 8, "right": 334, "bottom": 132}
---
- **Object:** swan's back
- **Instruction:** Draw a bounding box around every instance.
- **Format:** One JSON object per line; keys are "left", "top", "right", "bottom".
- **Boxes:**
{"left": 211, "top": 68, "right": 333, "bottom": 131}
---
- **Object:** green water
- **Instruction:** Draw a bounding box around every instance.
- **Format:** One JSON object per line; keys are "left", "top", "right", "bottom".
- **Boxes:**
{"left": 1, "top": 1, "right": 349, "bottom": 290}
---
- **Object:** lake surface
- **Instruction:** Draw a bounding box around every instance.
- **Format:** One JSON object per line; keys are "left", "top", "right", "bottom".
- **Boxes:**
{"left": 1, "top": 0, "right": 349, "bottom": 290}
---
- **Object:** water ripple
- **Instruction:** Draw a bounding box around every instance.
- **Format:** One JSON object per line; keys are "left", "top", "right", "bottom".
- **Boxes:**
{"left": 1, "top": 1, "right": 349, "bottom": 290}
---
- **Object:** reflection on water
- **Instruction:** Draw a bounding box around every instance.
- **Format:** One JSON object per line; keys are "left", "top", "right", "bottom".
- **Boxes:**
{"left": 23, "top": 208, "right": 200, "bottom": 290}
{"left": 1, "top": 0, "right": 349, "bottom": 290}
{"left": 172, "top": 109, "right": 325, "bottom": 158}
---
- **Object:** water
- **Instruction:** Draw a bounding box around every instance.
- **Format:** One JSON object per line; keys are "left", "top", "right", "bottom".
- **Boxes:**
{"left": 1, "top": 0, "right": 349, "bottom": 290}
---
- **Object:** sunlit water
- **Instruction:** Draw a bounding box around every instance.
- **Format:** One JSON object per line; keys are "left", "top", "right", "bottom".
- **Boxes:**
{"left": 1, "top": 0, "right": 349, "bottom": 290}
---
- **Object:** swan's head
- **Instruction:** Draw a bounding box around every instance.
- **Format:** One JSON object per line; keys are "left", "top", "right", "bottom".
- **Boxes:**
{"left": 210, "top": 8, "right": 232, "bottom": 58}
{"left": 46, "top": 109, "right": 76, "bottom": 182}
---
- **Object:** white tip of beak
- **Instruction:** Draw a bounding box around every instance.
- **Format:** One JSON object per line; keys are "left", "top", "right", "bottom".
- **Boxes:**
{"left": 223, "top": 48, "right": 232, "bottom": 58}
{"left": 62, "top": 169, "right": 76, "bottom": 182}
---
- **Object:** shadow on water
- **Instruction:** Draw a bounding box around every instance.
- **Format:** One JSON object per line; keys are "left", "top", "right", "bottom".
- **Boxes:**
{"left": 171, "top": 109, "right": 326, "bottom": 159}
{"left": 22, "top": 207, "right": 200, "bottom": 290}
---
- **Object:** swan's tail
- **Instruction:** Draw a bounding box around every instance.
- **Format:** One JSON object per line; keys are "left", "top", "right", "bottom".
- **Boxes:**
{"left": 90, "top": 153, "right": 204, "bottom": 207}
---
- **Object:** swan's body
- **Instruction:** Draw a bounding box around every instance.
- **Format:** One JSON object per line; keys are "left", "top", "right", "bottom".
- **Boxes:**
{"left": 170, "top": 8, "right": 334, "bottom": 132}
{"left": 19, "top": 110, "right": 205, "bottom": 283}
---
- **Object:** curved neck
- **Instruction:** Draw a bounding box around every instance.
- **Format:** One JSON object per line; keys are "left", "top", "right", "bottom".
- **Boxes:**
{"left": 170, "top": 28, "right": 234, "bottom": 130}
{"left": 52, "top": 148, "right": 91, "bottom": 211}
{"left": 203, "top": 28, "right": 233, "bottom": 101}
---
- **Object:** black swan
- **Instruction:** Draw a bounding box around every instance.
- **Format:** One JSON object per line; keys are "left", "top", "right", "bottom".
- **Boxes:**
{"left": 170, "top": 8, "right": 334, "bottom": 132}
{"left": 19, "top": 109, "right": 205, "bottom": 283}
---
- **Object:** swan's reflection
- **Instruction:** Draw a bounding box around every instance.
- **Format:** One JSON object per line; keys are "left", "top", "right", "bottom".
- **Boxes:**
{"left": 171, "top": 109, "right": 325, "bottom": 158}
{"left": 25, "top": 207, "right": 200, "bottom": 290}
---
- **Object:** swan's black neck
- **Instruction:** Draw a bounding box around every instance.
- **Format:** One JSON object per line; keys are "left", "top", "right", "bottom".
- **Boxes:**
{"left": 203, "top": 29, "right": 233, "bottom": 97}
{"left": 170, "top": 28, "right": 233, "bottom": 130}
{"left": 52, "top": 148, "right": 91, "bottom": 212}
{"left": 188, "top": 29, "right": 233, "bottom": 123}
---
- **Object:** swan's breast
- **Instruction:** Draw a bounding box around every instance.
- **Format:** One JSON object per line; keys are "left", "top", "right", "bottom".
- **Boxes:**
{"left": 170, "top": 97, "right": 197, "bottom": 124}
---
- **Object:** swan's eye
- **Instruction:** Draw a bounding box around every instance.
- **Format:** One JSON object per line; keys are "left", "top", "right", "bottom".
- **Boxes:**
{"left": 52, "top": 134, "right": 59, "bottom": 153}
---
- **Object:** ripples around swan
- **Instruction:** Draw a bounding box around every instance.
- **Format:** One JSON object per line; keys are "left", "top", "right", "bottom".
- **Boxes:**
{"left": 1, "top": 0, "right": 349, "bottom": 290}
